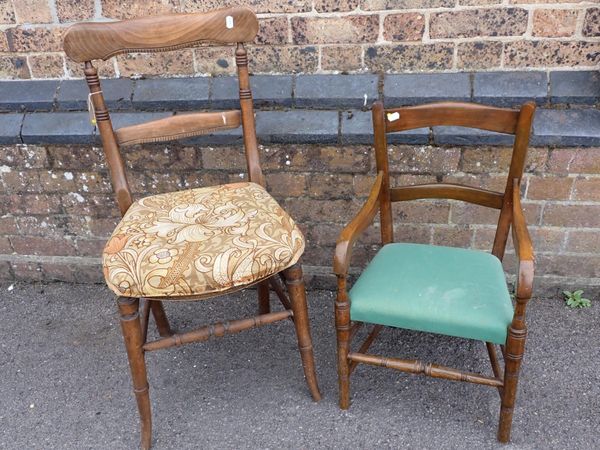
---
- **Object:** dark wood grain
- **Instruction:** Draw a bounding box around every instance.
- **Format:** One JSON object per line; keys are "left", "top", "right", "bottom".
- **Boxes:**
{"left": 335, "top": 100, "right": 537, "bottom": 443}
{"left": 64, "top": 7, "right": 258, "bottom": 62}
{"left": 384, "top": 101, "right": 520, "bottom": 134}
{"left": 116, "top": 110, "right": 241, "bottom": 146}
{"left": 64, "top": 8, "right": 320, "bottom": 448}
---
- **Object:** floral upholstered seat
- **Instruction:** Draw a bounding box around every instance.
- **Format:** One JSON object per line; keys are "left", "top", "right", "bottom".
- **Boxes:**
{"left": 103, "top": 182, "right": 305, "bottom": 299}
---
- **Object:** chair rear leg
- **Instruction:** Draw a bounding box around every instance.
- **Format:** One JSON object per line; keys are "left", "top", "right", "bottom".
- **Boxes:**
{"left": 257, "top": 280, "right": 271, "bottom": 315}
{"left": 150, "top": 300, "right": 173, "bottom": 337}
{"left": 335, "top": 277, "right": 351, "bottom": 409}
{"left": 118, "top": 297, "right": 152, "bottom": 450}
{"left": 498, "top": 326, "right": 527, "bottom": 443}
{"left": 283, "top": 264, "right": 322, "bottom": 402}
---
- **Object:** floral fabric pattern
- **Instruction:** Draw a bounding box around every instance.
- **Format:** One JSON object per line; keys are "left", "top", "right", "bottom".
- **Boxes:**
{"left": 103, "top": 182, "right": 305, "bottom": 299}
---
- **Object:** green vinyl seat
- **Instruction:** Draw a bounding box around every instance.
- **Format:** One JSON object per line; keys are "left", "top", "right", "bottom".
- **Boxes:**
{"left": 349, "top": 243, "right": 514, "bottom": 345}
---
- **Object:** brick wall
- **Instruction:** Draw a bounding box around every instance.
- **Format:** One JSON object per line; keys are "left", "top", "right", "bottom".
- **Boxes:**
{"left": 2, "top": 142, "right": 600, "bottom": 295}
{"left": 0, "top": 1, "right": 598, "bottom": 79}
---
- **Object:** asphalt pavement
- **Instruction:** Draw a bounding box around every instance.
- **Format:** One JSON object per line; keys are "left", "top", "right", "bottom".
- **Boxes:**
{"left": 1, "top": 281, "right": 598, "bottom": 449}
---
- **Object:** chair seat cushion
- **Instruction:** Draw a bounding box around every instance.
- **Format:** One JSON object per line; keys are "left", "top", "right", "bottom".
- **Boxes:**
{"left": 349, "top": 243, "right": 513, "bottom": 344}
{"left": 102, "top": 182, "right": 304, "bottom": 299}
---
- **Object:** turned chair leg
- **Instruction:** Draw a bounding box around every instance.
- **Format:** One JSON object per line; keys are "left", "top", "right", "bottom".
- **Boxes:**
{"left": 118, "top": 297, "right": 152, "bottom": 450}
{"left": 283, "top": 264, "right": 322, "bottom": 402}
{"left": 497, "top": 325, "right": 527, "bottom": 443}
{"left": 257, "top": 280, "right": 271, "bottom": 315}
{"left": 335, "top": 278, "right": 351, "bottom": 409}
{"left": 149, "top": 300, "right": 173, "bottom": 337}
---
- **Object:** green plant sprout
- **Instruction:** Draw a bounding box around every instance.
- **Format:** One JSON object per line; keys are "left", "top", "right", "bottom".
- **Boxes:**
{"left": 563, "top": 290, "right": 591, "bottom": 309}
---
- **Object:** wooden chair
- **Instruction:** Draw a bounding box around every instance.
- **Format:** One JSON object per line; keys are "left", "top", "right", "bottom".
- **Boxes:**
{"left": 62, "top": 7, "right": 321, "bottom": 449}
{"left": 334, "top": 101, "right": 536, "bottom": 442}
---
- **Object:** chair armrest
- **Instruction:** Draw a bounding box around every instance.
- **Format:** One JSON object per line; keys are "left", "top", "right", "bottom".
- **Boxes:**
{"left": 511, "top": 178, "right": 534, "bottom": 299}
{"left": 333, "top": 171, "right": 384, "bottom": 276}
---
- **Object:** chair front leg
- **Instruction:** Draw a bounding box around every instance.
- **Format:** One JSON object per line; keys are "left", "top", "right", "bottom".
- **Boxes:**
{"left": 118, "top": 297, "right": 152, "bottom": 450}
{"left": 257, "top": 280, "right": 271, "bottom": 315}
{"left": 335, "top": 276, "right": 351, "bottom": 409}
{"left": 149, "top": 300, "right": 173, "bottom": 337}
{"left": 497, "top": 324, "right": 527, "bottom": 443}
{"left": 283, "top": 264, "right": 322, "bottom": 401}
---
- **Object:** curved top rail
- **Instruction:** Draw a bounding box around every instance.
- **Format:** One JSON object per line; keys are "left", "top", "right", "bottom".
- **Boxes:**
{"left": 384, "top": 102, "right": 521, "bottom": 135}
{"left": 63, "top": 7, "right": 258, "bottom": 62}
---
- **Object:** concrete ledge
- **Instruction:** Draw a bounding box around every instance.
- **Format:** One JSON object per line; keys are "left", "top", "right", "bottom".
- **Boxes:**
{"left": 0, "top": 71, "right": 597, "bottom": 114}
{"left": 5, "top": 107, "right": 599, "bottom": 146}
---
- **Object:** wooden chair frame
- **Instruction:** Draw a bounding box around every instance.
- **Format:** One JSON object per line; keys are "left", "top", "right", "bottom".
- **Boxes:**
{"left": 334, "top": 100, "right": 536, "bottom": 443}
{"left": 63, "top": 7, "right": 321, "bottom": 449}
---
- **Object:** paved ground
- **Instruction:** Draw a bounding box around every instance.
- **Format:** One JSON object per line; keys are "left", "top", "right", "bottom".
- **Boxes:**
{"left": 0, "top": 282, "right": 598, "bottom": 449}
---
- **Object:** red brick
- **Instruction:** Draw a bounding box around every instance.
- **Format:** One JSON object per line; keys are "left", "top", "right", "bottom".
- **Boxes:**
{"left": 430, "top": 8, "right": 528, "bottom": 39}
{"left": 266, "top": 172, "right": 306, "bottom": 198}
{"left": 248, "top": 46, "right": 319, "bottom": 74}
{"left": 0, "top": 236, "right": 13, "bottom": 253}
{"left": 383, "top": 13, "right": 425, "bottom": 42}
{"left": 201, "top": 147, "right": 246, "bottom": 170}
{"left": 533, "top": 9, "right": 578, "bottom": 38}
{"left": 526, "top": 176, "right": 573, "bottom": 200}
{"left": 76, "top": 238, "right": 106, "bottom": 257}
{"left": 281, "top": 198, "right": 363, "bottom": 224}
{"left": 101, "top": 0, "right": 178, "bottom": 19}
{"left": 393, "top": 224, "right": 432, "bottom": 244}
{"left": 195, "top": 46, "right": 235, "bottom": 76}
{"left": 38, "top": 170, "right": 78, "bottom": 192}
{"left": 307, "top": 173, "right": 353, "bottom": 199}
{"left": 255, "top": 17, "right": 288, "bottom": 45}
{"left": 182, "top": 172, "right": 229, "bottom": 190}
{"left": 61, "top": 193, "right": 118, "bottom": 217}
{"left": 504, "top": 41, "right": 600, "bottom": 68}
{"left": 48, "top": 146, "right": 104, "bottom": 170}
{"left": 291, "top": 15, "right": 379, "bottom": 45}
{"left": 13, "top": 0, "right": 52, "bottom": 24}
{"left": 118, "top": 50, "right": 195, "bottom": 77}
{"left": 388, "top": 146, "right": 460, "bottom": 174}
{"left": 362, "top": 0, "right": 452, "bottom": 8}
{"left": 456, "top": 41, "right": 503, "bottom": 70}
{"left": 529, "top": 227, "right": 564, "bottom": 253}
{"left": 56, "top": 0, "right": 95, "bottom": 22}
{"left": 569, "top": 149, "right": 600, "bottom": 174}
{"left": 572, "top": 177, "right": 600, "bottom": 201}
{"left": 365, "top": 44, "right": 454, "bottom": 72}
{"left": 315, "top": 0, "right": 360, "bottom": 11}
{"left": 566, "top": 231, "right": 600, "bottom": 253}
{"left": 432, "top": 225, "right": 473, "bottom": 247}
{"left": 547, "top": 149, "right": 575, "bottom": 174}
{"left": 0, "top": 2, "right": 15, "bottom": 24}
{"left": 10, "top": 236, "right": 77, "bottom": 256}
{"left": 6, "top": 27, "right": 64, "bottom": 52}
{"left": 66, "top": 58, "right": 116, "bottom": 78}
{"left": 583, "top": 7, "right": 600, "bottom": 37}
{"left": 536, "top": 254, "right": 600, "bottom": 278}
{"left": 1, "top": 169, "right": 41, "bottom": 193}
{"left": 0, "top": 216, "right": 18, "bottom": 235}
{"left": 321, "top": 45, "right": 362, "bottom": 72}
{"left": 451, "top": 203, "right": 499, "bottom": 225}
{"left": 543, "top": 204, "right": 600, "bottom": 228}
{"left": 0, "top": 56, "right": 29, "bottom": 79}
{"left": 184, "top": 0, "right": 311, "bottom": 14}
{"left": 28, "top": 54, "right": 65, "bottom": 78}
{"left": 393, "top": 201, "right": 450, "bottom": 224}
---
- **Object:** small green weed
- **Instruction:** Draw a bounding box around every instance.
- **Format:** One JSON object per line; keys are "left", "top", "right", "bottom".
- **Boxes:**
{"left": 563, "top": 290, "right": 591, "bottom": 309}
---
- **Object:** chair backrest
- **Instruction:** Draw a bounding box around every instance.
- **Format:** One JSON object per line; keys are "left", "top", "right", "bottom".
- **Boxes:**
{"left": 371, "top": 101, "right": 536, "bottom": 261}
{"left": 62, "top": 7, "right": 262, "bottom": 217}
